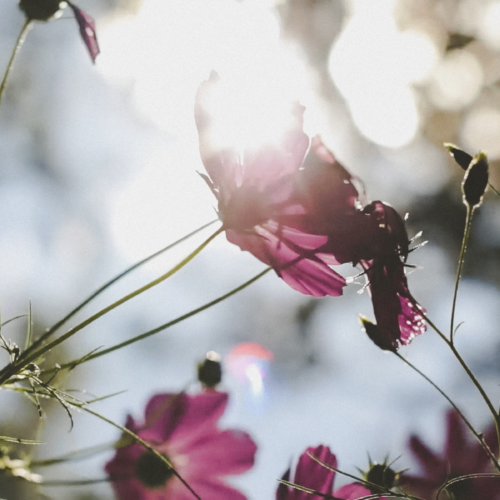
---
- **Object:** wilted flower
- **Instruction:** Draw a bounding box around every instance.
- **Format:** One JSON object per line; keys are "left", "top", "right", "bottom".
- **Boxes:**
{"left": 358, "top": 202, "right": 426, "bottom": 352}
{"left": 19, "top": 0, "right": 99, "bottom": 62}
{"left": 277, "top": 445, "right": 379, "bottom": 500}
{"left": 402, "top": 409, "right": 500, "bottom": 500}
{"left": 105, "top": 391, "right": 256, "bottom": 500}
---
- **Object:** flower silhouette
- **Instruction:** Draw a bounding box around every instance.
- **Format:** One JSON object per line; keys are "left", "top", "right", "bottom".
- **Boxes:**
{"left": 402, "top": 409, "right": 500, "bottom": 499}
{"left": 105, "top": 391, "right": 256, "bottom": 500}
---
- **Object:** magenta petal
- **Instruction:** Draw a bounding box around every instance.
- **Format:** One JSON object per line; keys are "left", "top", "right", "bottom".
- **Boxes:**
{"left": 166, "top": 392, "right": 228, "bottom": 449}
{"left": 183, "top": 429, "right": 257, "bottom": 476}
{"left": 397, "top": 295, "right": 426, "bottom": 346}
{"left": 183, "top": 478, "right": 250, "bottom": 500}
{"left": 293, "top": 446, "right": 337, "bottom": 500}
{"left": 227, "top": 229, "right": 345, "bottom": 297}
{"left": 335, "top": 483, "right": 374, "bottom": 499}
{"left": 67, "top": 3, "right": 100, "bottom": 62}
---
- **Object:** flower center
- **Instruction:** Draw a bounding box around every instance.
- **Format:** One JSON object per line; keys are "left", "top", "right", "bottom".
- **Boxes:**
{"left": 135, "top": 450, "right": 175, "bottom": 489}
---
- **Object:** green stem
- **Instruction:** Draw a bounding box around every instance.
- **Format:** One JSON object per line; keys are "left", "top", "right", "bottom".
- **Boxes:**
{"left": 395, "top": 353, "right": 500, "bottom": 472}
{"left": 0, "top": 226, "right": 223, "bottom": 385}
{"left": 450, "top": 205, "right": 473, "bottom": 344}
{"left": 414, "top": 302, "right": 500, "bottom": 450}
{"left": 42, "top": 267, "right": 272, "bottom": 374}
{"left": 21, "top": 220, "right": 217, "bottom": 359}
{"left": 0, "top": 18, "right": 32, "bottom": 107}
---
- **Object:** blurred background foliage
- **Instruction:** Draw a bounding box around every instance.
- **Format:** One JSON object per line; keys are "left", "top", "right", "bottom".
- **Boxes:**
{"left": 1, "top": 0, "right": 500, "bottom": 498}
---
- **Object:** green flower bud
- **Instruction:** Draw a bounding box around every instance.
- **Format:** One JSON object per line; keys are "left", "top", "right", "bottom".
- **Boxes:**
{"left": 462, "top": 151, "right": 489, "bottom": 209}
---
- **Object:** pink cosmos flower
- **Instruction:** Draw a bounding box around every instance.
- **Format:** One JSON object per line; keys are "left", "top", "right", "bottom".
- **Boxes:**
{"left": 105, "top": 391, "right": 256, "bottom": 500}
{"left": 277, "top": 445, "right": 381, "bottom": 500}
{"left": 402, "top": 409, "right": 500, "bottom": 499}
{"left": 196, "top": 73, "right": 350, "bottom": 298}
{"left": 195, "top": 73, "right": 426, "bottom": 347}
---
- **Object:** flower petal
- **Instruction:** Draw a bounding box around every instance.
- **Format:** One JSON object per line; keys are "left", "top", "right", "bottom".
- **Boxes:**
{"left": 67, "top": 3, "right": 100, "bottom": 62}
{"left": 227, "top": 228, "right": 345, "bottom": 297}
{"left": 335, "top": 483, "right": 375, "bottom": 499}
{"left": 292, "top": 445, "right": 337, "bottom": 500}
{"left": 179, "top": 429, "right": 256, "bottom": 477}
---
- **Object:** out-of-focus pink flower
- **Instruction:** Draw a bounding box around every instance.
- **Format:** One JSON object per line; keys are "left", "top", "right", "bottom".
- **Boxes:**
{"left": 402, "top": 409, "right": 500, "bottom": 499}
{"left": 196, "top": 73, "right": 352, "bottom": 298}
{"left": 105, "top": 391, "right": 256, "bottom": 500}
{"left": 359, "top": 202, "right": 426, "bottom": 352}
{"left": 276, "top": 445, "right": 379, "bottom": 500}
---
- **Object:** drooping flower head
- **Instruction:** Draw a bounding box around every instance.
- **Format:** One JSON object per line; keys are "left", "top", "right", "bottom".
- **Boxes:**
{"left": 358, "top": 202, "right": 426, "bottom": 352}
{"left": 105, "top": 391, "right": 256, "bottom": 500}
{"left": 18, "top": 0, "right": 100, "bottom": 62}
{"left": 402, "top": 409, "right": 500, "bottom": 500}
{"left": 277, "top": 445, "right": 380, "bottom": 500}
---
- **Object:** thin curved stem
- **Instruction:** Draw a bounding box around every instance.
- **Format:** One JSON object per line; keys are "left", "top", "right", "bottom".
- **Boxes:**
{"left": 41, "top": 267, "right": 272, "bottom": 374}
{"left": 22, "top": 220, "right": 217, "bottom": 358}
{"left": 410, "top": 297, "right": 500, "bottom": 443}
{"left": 0, "top": 226, "right": 223, "bottom": 385}
{"left": 0, "top": 18, "right": 32, "bottom": 107}
{"left": 450, "top": 206, "right": 473, "bottom": 344}
{"left": 395, "top": 353, "right": 500, "bottom": 472}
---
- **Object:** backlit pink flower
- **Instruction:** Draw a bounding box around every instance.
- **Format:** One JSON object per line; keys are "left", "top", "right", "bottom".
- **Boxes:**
{"left": 276, "top": 445, "right": 379, "bottom": 500}
{"left": 402, "top": 409, "right": 500, "bottom": 499}
{"left": 105, "top": 391, "right": 256, "bottom": 500}
{"left": 195, "top": 74, "right": 425, "bottom": 347}
{"left": 196, "top": 73, "right": 351, "bottom": 297}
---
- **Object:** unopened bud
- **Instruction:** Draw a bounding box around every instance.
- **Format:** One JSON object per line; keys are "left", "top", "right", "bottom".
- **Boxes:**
{"left": 359, "top": 315, "right": 396, "bottom": 352}
{"left": 444, "top": 143, "right": 473, "bottom": 171}
{"left": 462, "top": 152, "right": 489, "bottom": 209}
{"left": 197, "top": 351, "right": 222, "bottom": 388}
{"left": 19, "top": 0, "right": 65, "bottom": 20}
{"left": 366, "top": 463, "right": 397, "bottom": 490}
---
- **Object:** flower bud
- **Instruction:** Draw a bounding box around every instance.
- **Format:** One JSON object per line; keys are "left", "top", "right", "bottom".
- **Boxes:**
{"left": 462, "top": 151, "right": 489, "bottom": 209}
{"left": 359, "top": 315, "right": 396, "bottom": 353}
{"left": 197, "top": 351, "right": 222, "bottom": 388}
{"left": 19, "top": 0, "right": 65, "bottom": 21}
{"left": 444, "top": 143, "right": 473, "bottom": 171}
{"left": 365, "top": 463, "right": 397, "bottom": 490}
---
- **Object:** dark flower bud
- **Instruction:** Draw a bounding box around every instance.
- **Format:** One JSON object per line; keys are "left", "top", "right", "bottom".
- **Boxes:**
{"left": 462, "top": 151, "right": 489, "bottom": 209}
{"left": 365, "top": 463, "right": 397, "bottom": 490}
{"left": 359, "top": 315, "right": 396, "bottom": 353}
{"left": 19, "top": 0, "right": 64, "bottom": 21}
{"left": 197, "top": 351, "right": 222, "bottom": 388}
{"left": 444, "top": 143, "right": 473, "bottom": 171}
